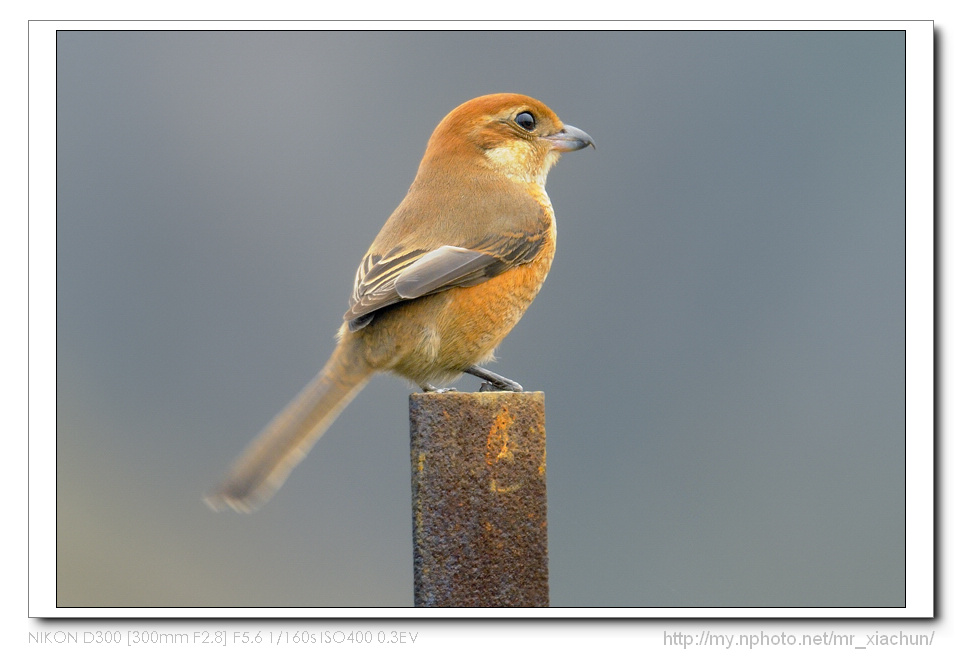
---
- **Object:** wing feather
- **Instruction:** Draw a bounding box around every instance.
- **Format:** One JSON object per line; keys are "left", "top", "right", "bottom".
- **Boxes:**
{"left": 344, "top": 227, "right": 544, "bottom": 331}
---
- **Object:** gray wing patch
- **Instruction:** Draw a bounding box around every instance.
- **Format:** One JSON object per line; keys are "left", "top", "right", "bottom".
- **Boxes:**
{"left": 394, "top": 246, "right": 501, "bottom": 299}
{"left": 344, "top": 245, "right": 505, "bottom": 331}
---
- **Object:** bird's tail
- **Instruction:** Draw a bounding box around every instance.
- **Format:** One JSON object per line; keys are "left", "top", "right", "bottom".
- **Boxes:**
{"left": 205, "top": 337, "right": 373, "bottom": 513}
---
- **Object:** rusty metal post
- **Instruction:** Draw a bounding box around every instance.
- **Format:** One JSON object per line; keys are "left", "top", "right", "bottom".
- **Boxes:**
{"left": 409, "top": 391, "right": 548, "bottom": 607}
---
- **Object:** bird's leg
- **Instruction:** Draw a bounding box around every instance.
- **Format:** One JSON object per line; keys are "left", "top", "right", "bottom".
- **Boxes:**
{"left": 465, "top": 365, "right": 524, "bottom": 392}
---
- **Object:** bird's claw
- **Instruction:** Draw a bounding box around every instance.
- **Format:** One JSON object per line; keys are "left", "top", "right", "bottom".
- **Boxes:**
{"left": 478, "top": 381, "right": 523, "bottom": 393}
{"left": 423, "top": 384, "right": 457, "bottom": 393}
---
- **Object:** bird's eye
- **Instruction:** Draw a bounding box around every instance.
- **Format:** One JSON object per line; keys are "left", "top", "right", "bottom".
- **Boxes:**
{"left": 514, "top": 111, "right": 536, "bottom": 131}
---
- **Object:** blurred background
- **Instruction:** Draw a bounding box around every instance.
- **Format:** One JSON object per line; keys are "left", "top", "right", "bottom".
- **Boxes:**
{"left": 56, "top": 30, "right": 905, "bottom": 608}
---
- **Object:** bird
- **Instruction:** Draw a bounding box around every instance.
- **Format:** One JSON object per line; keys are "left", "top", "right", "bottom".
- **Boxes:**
{"left": 205, "top": 93, "right": 593, "bottom": 512}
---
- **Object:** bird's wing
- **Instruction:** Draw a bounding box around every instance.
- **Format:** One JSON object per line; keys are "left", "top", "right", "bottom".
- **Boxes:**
{"left": 344, "top": 230, "right": 544, "bottom": 331}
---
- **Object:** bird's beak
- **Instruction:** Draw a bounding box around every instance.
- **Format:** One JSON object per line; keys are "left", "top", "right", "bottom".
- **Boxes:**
{"left": 545, "top": 124, "right": 595, "bottom": 152}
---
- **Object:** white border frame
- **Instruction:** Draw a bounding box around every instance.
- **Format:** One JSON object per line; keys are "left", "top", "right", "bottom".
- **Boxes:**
{"left": 28, "top": 20, "right": 934, "bottom": 619}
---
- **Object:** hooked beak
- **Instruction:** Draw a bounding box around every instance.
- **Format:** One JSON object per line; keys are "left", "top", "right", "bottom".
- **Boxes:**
{"left": 545, "top": 124, "right": 595, "bottom": 152}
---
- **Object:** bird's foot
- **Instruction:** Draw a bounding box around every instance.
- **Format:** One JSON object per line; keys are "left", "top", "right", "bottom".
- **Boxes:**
{"left": 422, "top": 384, "right": 457, "bottom": 393}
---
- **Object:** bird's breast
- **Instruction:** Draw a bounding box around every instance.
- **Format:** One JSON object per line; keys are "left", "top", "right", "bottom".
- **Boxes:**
{"left": 354, "top": 185, "right": 558, "bottom": 387}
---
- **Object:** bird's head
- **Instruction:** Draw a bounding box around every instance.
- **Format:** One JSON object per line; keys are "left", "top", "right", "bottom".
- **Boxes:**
{"left": 420, "top": 93, "right": 594, "bottom": 186}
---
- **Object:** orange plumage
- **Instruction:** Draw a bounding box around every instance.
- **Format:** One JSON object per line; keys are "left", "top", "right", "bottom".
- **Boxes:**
{"left": 206, "top": 93, "right": 593, "bottom": 512}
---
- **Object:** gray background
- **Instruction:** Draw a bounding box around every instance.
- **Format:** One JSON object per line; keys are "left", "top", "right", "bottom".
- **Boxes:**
{"left": 56, "top": 30, "right": 905, "bottom": 608}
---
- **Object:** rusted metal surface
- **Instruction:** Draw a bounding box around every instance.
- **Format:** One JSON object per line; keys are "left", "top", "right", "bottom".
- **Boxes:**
{"left": 409, "top": 391, "right": 548, "bottom": 607}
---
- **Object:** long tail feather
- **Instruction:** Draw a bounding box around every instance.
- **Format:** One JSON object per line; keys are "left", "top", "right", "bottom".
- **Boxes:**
{"left": 205, "top": 339, "right": 372, "bottom": 512}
